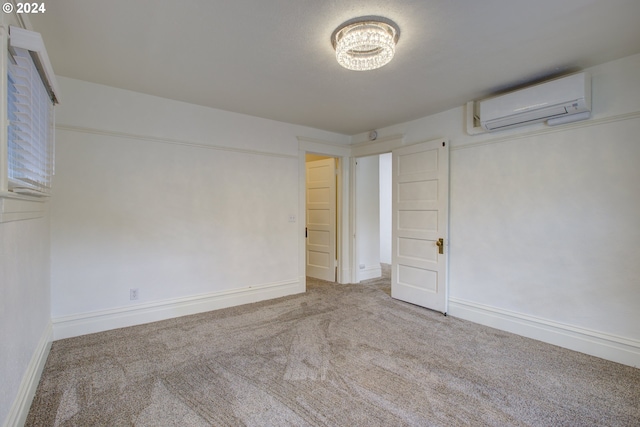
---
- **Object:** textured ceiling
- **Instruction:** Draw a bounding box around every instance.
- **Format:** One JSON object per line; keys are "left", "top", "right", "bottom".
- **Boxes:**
{"left": 29, "top": 0, "right": 640, "bottom": 135}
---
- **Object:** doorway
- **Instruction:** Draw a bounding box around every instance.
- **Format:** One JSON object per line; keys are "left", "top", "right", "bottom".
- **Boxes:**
{"left": 354, "top": 153, "right": 392, "bottom": 282}
{"left": 351, "top": 138, "right": 450, "bottom": 314}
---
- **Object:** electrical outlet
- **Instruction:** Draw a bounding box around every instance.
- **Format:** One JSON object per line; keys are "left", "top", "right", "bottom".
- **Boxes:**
{"left": 130, "top": 288, "right": 139, "bottom": 300}
{"left": 288, "top": 214, "right": 296, "bottom": 222}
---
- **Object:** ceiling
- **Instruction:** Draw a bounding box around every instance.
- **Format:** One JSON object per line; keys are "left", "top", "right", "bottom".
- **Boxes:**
{"left": 29, "top": 0, "right": 640, "bottom": 135}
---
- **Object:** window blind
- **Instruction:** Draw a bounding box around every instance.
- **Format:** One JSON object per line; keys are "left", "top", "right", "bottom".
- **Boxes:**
{"left": 7, "top": 47, "right": 55, "bottom": 195}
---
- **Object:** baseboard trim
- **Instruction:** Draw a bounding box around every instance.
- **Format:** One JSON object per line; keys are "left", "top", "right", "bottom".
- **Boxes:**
{"left": 338, "top": 268, "right": 352, "bottom": 284}
{"left": 448, "top": 298, "right": 640, "bottom": 368}
{"left": 4, "top": 322, "right": 53, "bottom": 427}
{"left": 53, "top": 279, "right": 303, "bottom": 340}
{"left": 357, "top": 265, "right": 382, "bottom": 282}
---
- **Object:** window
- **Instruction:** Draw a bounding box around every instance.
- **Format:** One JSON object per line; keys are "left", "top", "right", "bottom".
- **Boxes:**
{"left": 0, "top": 26, "right": 59, "bottom": 222}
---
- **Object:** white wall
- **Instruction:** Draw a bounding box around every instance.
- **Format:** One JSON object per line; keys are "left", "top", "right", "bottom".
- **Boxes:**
{"left": 0, "top": 216, "right": 51, "bottom": 425}
{"left": 355, "top": 155, "right": 381, "bottom": 281}
{"left": 352, "top": 53, "right": 640, "bottom": 366}
{"left": 50, "top": 77, "right": 349, "bottom": 338}
{"left": 379, "top": 153, "right": 392, "bottom": 265}
{"left": 0, "top": 11, "right": 53, "bottom": 427}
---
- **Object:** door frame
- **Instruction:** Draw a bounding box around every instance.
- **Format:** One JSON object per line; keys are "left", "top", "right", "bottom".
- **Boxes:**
{"left": 350, "top": 134, "right": 404, "bottom": 284}
{"left": 298, "top": 138, "right": 351, "bottom": 287}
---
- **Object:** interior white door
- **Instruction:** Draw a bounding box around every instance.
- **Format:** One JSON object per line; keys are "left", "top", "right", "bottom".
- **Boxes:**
{"left": 306, "top": 158, "right": 337, "bottom": 282}
{"left": 391, "top": 140, "right": 449, "bottom": 313}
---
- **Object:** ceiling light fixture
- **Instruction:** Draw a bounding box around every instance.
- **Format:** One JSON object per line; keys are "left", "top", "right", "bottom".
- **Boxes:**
{"left": 331, "top": 16, "right": 400, "bottom": 71}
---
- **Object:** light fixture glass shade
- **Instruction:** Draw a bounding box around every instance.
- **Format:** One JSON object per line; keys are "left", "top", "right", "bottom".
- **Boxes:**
{"left": 332, "top": 18, "right": 399, "bottom": 71}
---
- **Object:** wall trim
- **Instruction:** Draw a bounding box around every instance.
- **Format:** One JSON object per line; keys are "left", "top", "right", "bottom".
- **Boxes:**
{"left": 297, "top": 136, "right": 352, "bottom": 157}
{"left": 53, "top": 279, "right": 303, "bottom": 340}
{"left": 351, "top": 134, "right": 405, "bottom": 158}
{"left": 350, "top": 133, "right": 405, "bottom": 148}
{"left": 56, "top": 124, "right": 298, "bottom": 160}
{"left": 0, "top": 192, "right": 45, "bottom": 223}
{"left": 453, "top": 110, "right": 640, "bottom": 151}
{"left": 449, "top": 297, "right": 640, "bottom": 368}
{"left": 4, "top": 322, "right": 53, "bottom": 427}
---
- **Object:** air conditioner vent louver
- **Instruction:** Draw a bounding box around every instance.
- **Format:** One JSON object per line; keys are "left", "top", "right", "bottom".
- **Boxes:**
{"left": 479, "top": 73, "right": 591, "bottom": 132}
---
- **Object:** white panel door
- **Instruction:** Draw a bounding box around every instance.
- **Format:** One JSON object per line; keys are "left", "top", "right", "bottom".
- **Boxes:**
{"left": 306, "top": 158, "right": 336, "bottom": 282}
{"left": 392, "top": 140, "right": 449, "bottom": 313}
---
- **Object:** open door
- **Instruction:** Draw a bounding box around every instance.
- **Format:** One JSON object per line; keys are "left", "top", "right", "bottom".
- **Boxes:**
{"left": 306, "top": 158, "right": 337, "bottom": 282}
{"left": 391, "top": 140, "right": 449, "bottom": 313}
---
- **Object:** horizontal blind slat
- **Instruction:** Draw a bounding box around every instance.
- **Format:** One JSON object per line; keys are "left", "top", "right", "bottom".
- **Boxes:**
{"left": 7, "top": 47, "right": 54, "bottom": 194}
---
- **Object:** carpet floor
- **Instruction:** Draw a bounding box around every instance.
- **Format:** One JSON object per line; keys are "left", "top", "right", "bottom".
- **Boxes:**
{"left": 27, "top": 277, "right": 639, "bottom": 426}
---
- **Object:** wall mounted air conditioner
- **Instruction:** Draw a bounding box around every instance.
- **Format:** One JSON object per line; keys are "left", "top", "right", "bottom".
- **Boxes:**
{"left": 479, "top": 72, "right": 591, "bottom": 132}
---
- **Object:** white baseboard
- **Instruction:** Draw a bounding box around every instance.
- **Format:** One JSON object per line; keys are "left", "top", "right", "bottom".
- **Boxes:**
{"left": 357, "top": 265, "right": 382, "bottom": 282}
{"left": 4, "top": 322, "right": 52, "bottom": 427}
{"left": 339, "top": 267, "right": 352, "bottom": 284}
{"left": 449, "top": 297, "right": 640, "bottom": 368}
{"left": 53, "top": 279, "right": 303, "bottom": 340}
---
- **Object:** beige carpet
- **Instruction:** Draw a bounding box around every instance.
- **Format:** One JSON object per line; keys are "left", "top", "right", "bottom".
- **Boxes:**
{"left": 27, "top": 276, "right": 639, "bottom": 426}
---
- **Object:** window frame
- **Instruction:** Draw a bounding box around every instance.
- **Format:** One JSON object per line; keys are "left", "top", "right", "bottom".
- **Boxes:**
{"left": 0, "top": 22, "right": 59, "bottom": 222}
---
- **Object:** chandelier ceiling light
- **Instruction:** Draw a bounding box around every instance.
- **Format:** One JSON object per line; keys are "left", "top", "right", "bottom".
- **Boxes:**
{"left": 331, "top": 16, "right": 400, "bottom": 71}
